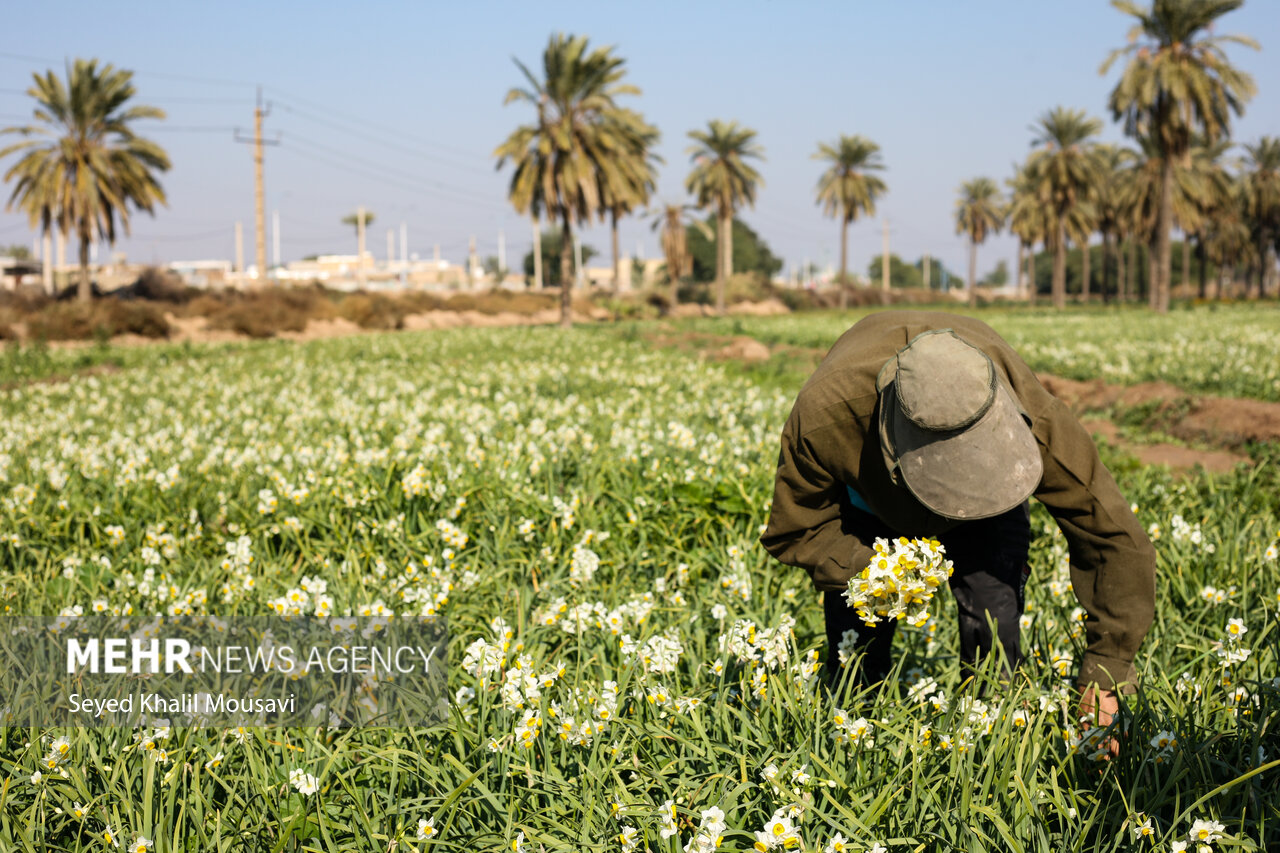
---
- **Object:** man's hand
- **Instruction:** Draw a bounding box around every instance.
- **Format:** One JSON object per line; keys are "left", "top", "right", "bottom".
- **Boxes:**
{"left": 1079, "top": 686, "right": 1120, "bottom": 759}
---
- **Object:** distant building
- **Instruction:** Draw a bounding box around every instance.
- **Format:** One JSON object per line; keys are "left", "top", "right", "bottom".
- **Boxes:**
{"left": 169, "top": 259, "right": 233, "bottom": 289}
{"left": 0, "top": 256, "right": 43, "bottom": 291}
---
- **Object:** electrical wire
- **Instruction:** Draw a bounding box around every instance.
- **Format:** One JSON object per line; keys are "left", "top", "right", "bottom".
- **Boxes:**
{"left": 280, "top": 142, "right": 508, "bottom": 214}
{"left": 281, "top": 131, "right": 505, "bottom": 207}
{"left": 266, "top": 87, "right": 487, "bottom": 165}
{"left": 270, "top": 99, "right": 493, "bottom": 178}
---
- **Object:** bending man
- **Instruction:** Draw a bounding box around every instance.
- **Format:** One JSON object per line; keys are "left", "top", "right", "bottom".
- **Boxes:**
{"left": 760, "top": 311, "right": 1156, "bottom": 732}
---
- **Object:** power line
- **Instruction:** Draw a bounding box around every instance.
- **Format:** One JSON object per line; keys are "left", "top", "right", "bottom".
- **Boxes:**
{"left": 130, "top": 227, "right": 232, "bottom": 242}
{"left": 280, "top": 141, "right": 508, "bottom": 213}
{"left": 281, "top": 131, "right": 504, "bottom": 207}
{"left": 147, "top": 125, "right": 239, "bottom": 134}
{"left": 271, "top": 99, "right": 493, "bottom": 177}
{"left": 266, "top": 87, "right": 487, "bottom": 165}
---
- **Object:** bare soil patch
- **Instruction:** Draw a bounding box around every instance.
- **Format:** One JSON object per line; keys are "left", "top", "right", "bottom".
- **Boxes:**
{"left": 1080, "top": 418, "right": 1251, "bottom": 475}
{"left": 1038, "top": 373, "right": 1280, "bottom": 446}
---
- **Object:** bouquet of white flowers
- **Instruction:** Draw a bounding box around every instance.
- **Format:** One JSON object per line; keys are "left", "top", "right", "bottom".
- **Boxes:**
{"left": 843, "top": 537, "right": 954, "bottom": 628}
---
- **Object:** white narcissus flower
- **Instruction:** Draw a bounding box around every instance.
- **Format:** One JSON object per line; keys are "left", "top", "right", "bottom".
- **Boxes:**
{"left": 659, "top": 799, "right": 678, "bottom": 840}
{"left": 1187, "top": 818, "right": 1225, "bottom": 844}
{"left": 288, "top": 768, "right": 319, "bottom": 795}
{"left": 416, "top": 817, "right": 437, "bottom": 840}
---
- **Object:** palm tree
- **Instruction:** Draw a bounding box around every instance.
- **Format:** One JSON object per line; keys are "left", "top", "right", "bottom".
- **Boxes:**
{"left": 649, "top": 203, "right": 710, "bottom": 311}
{"left": 341, "top": 209, "right": 375, "bottom": 234}
{"left": 812, "top": 135, "right": 886, "bottom": 308}
{"left": 600, "top": 108, "right": 661, "bottom": 293}
{"left": 1027, "top": 107, "right": 1102, "bottom": 309}
{"left": 1203, "top": 178, "right": 1250, "bottom": 298}
{"left": 1102, "top": 0, "right": 1258, "bottom": 313}
{"left": 954, "top": 178, "right": 1005, "bottom": 307}
{"left": 1093, "top": 145, "right": 1135, "bottom": 302}
{"left": 685, "top": 120, "right": 764, "bottom": 316}
{"left": 1185, "top": 139, "right": 1235, "bottom": 297}
{"left": 1007, "top": 160, "right": 1049, "bottom": 303}
{"left": 495, "top": 33, "right": 640, "bottom": 328}
{"left": 1, "top": 59, "right": 169, "bottom": 301}
{"left": 1117, "top": 136, "right": 1221, "bottom": 306}
{"left": 1240, "top": 138, "right": 1280, "bottom": 299}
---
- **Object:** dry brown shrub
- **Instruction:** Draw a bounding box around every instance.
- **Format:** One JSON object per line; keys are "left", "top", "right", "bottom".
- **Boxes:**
{"left": 336, "top": 292, "right": 405, "bottom": 329}
{"left": 204, "top": 292, "right": 307, "bottom": 338}
{"left": 471, "top": 289, "right": 557, "bottom": 314}
{"left": 27, "top": 301, "right": 171, "bottom": 340}
{"left": 193, "top": 286, "right": 336, "bottom": 337}
{"left": 395, "top": 291, "right": 449, "bottom": 314}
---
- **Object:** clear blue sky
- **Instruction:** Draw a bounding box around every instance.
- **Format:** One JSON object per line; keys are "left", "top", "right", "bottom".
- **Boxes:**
{"left": 2, "top": 0, "right": 1278, "bottom": 280}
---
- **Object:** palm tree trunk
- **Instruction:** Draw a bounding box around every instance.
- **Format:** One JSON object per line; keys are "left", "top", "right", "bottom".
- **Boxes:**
{"left": 1180, "top": 233, "right": 1189, "bottom": 299}
{"left": 1115, "top": 237, "right": 1125, "bottom": 304}
{"left": 610, "top": 208, "right": 622, "bottom": 293}
{"left": 1027, "top": 244, "right": 1037, "bottom": 307}
{"left": 1016, "top": 243, "right": 1025, "bottom": 300}
{"left": 532, "top": 217, "right": 543, "bottom": 290}
{"left": 1080, "top": 239, "right": 1091, "bottom": 304}
{"left": 716, "top": 203, "right": 730, "bottom": 316}
{"left": 559, "top": 212, "right": 574, "bottom": 329}
{"left": 1052, "top": 225, "right": 1066, "bottom": 310}
{"left": 1125, "top": 239, "right": 1136, "bottom": 303}
{"left": 1156, "top": 157, "right": 1174, "bottom": 313}
{"left": 968, "top": 239, "right": 978, "bottom": 308}
{"left": 77, "top": 233, "right": 92, "bottom": 302}
{"left": 1148, "top": 240, "right": 1159, "bottom": 309}
{"left": 1258, "top": 234, "right": 1271, "bottom": 300}
{"left": 838, "top": 217, "right": 849, "bottom": 311}
{"left": 1099, "top": 234, "right": 1108, "bottom": 303}
{"left": 1197, "top": 237, "right": 1207, "bottom": 300}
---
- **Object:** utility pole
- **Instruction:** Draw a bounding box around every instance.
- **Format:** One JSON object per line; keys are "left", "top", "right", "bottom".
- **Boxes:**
{"left": 531, "top": 216, "right": 542, "bottom": 290}
{"left": 468, "top": 235, "right": 478, "bottom": 288}
{"left": 881, "top": 218, "right": 890, "bottom": 292}
{"left": 386, "top": 229, "right": 395, "bottom": 273}
{"left": 400, "top": 222, "right": 408, "bottom": 287}
{"left": 235, "top": 222, "right": 244, "bottom": 285}
{"left": 356, "top": 206, "right": 368, "bottom": 289}
{"left": 234, "top": 87, "right": 278, "bottom": 284}
{"left": 253, "top": 92, "right": 266, "bottom": 281}
{"left": 922, "top": 252, "right": 931, "bottom": 290}
{"left": 497, "top": 229, "right": 505, "bottom": 278}
{"left": 272, "top": 210, "right": 280, "bottom": 276}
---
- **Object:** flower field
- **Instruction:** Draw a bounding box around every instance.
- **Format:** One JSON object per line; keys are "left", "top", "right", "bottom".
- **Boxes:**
{"left": 1, "top": 311, "right": 1278, "bottom": 852}
{"left": 712, "top": 304, "right": 1280, "bottom": 402}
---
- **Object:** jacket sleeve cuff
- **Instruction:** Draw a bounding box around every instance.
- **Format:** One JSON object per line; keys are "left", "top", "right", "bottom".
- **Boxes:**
{"left": 810, "top": 542, "right": 874, "bottom": 592}
{"left": 1077, "top": 653, "right": 1138, "bottom": 693}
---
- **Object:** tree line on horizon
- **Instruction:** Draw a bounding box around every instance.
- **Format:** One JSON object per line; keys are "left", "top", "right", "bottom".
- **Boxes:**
{"left": 1, "top": 1, "right": 1276, "bottom": 323}
{"left": 496, "top": 0, "right": 1277, "bottom": 325}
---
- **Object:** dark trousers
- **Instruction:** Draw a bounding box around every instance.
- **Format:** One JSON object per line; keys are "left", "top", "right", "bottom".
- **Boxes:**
{"left": 824, "top": 502, "right": 1032, "bottom": 686}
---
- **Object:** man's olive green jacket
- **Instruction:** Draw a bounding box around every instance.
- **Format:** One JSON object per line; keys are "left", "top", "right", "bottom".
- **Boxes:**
{"left": 760, "top": 311, "right": 1156, "bottom": 690}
